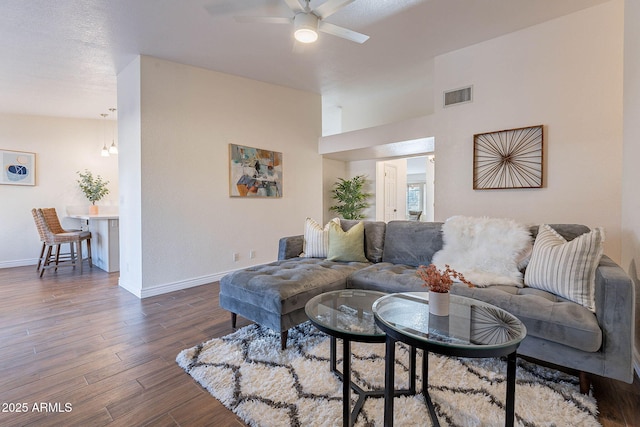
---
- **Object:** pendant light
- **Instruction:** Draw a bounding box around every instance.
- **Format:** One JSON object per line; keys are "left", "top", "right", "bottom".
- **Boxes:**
{"left": 108, "top": 108, "right": 118, "bottom": 154}
{"left": 100, "top": 113, "right": 110, "bottom": 157}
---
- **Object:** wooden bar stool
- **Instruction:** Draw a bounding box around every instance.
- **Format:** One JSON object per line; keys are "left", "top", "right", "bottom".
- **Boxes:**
{"left": 32, "top": 208, "right": 92, "bottom": 276}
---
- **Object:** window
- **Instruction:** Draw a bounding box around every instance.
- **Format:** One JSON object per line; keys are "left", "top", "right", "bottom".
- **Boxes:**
{"left": 407, "top": 183, "right": 424, "bottom": 213}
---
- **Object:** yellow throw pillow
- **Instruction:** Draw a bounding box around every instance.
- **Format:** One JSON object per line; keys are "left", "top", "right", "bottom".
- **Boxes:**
{"left": 326, "top": 221, "right": 369, "bottom": 263}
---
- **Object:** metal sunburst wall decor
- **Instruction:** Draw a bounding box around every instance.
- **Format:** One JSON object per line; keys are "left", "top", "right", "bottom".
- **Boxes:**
{"left": 473, "top": 125, "right": 543, "bottom": 190}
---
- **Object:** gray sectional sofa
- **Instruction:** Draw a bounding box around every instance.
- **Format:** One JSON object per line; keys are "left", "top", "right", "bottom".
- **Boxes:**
{"left": 219, "top": 220, "right": 636, "bottom": 390}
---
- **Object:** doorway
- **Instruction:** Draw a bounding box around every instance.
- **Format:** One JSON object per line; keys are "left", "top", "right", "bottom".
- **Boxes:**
{"left": 376, "top": 155, "right": 434, "bottom": 222}
{"left": 383, "top": 163, "right": 398, "bottom": 221}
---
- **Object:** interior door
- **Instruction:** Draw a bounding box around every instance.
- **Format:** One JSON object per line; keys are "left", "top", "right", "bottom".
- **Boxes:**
{"left": 384, "top": 164, "right": 398, "bottom": 222}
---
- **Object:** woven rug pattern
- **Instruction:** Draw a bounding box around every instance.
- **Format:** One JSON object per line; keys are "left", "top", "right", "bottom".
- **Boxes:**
{"left": 176, "top": 322, "right": 600, "bottom": 427}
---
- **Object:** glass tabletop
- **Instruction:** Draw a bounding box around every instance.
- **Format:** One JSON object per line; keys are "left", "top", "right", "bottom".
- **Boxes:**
{"left": 305, "top": 290, "right": 387, "bottom": 338}
{"left": 372, "top": 292, "right": 526, "bottom": 351}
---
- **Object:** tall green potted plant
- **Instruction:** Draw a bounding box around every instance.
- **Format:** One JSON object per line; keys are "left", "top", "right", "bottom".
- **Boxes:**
{"left": 77, "top": 169, "right": 110, "bottom": 215}
{"left": 328, "top": 175, "right": 371, "bottom": 220}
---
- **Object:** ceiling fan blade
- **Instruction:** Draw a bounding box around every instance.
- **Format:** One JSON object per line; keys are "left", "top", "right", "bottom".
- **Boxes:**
{"left": 284, "top": 0, "right": 306, "bottom": 13}
{"left": 313, "top": 0, "right": 355, "bottom": 20}
{"left": 204, "top": 0, "right": 281, "bottom": 16}
{"left": 234, "top": 16, "right": 292, "bottom": 24}
{"left": 319, "top": 21, "right": 369, "bottom": 44}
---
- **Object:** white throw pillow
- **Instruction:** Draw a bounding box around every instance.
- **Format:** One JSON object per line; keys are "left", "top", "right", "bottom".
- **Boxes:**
{"left": 431, "top": 216, "right": 532, "bottom": 287}
{"left": 524, "top": 224, "right": 604, "bottom": 313}
{"left": 301, "top": 217, "right": 340, "bottom": 258}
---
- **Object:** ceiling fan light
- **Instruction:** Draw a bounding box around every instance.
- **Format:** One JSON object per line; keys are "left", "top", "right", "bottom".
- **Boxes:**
{"left": 295, "top": 28, "right": 318, "bottom": 43}
{"left": 294, "top": 13, "right": 318, "bottom": 43}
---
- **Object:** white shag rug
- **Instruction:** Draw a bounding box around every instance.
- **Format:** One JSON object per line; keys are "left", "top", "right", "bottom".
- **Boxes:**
{"left": 176, "top": 322, "right": 600, "bottom": 427}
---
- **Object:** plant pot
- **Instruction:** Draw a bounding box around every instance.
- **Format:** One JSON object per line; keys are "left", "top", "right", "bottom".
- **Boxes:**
{"left": 429, "top": 291, "right": 450, "bottom": 316}
{"left": 89, "top": 205, "right": 99, "bottom": 215}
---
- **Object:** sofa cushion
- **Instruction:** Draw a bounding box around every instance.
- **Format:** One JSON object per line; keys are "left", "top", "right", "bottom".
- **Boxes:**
{"left": 341, "top": 219, "right": 386, "bottom": 263}
{"left": 350, "top": 261, "right": 602, "bottom": 353}
{"left": 327, "top": 221, "right": 369, "bottom": 263}
{"left": 451, "top": 283, "right": 602, "bottom": 352}
{"left": 347, "top": 263, "right": 425, "bottom": 293}
{"left": 529, "top": 223, "right": 591, "bottom": 241}
{"left": 382, "top": 221, "right": 444, "bottom": 267}
{"left": 220, "top": 258, "right": 369, "bottom": 316}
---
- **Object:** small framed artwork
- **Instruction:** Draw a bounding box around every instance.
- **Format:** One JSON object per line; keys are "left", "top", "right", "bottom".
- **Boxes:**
{"left": 229, "top": 144, "right": 282, "bottom": 198}
{"left": 473, "top": 125, "right": 543, "bottom": 190}
{"left": 1, "top": 149, "right": 36, "bottom": 186}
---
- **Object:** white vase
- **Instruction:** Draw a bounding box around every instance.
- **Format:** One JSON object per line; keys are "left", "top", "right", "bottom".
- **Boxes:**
{"left": 429, "top": 291, "right": 450, "bottom": 316}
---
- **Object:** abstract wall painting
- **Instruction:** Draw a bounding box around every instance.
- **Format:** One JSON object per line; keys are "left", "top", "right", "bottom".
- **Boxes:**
{"left": 1, "top": 149, "right": 36, "bottom": 186}
{"left": 229, "top": 144, "right": 282, "bottom": 198}
{"left": 473, "top": 125, "right": 543, "bottom": 190}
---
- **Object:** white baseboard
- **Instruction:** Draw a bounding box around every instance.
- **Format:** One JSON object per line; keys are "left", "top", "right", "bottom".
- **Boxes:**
{"left": 118, "top": 271, "right": 231, "bottom": 299}
{"left": 0, "top": 258, "right": 38, "bottom": 269}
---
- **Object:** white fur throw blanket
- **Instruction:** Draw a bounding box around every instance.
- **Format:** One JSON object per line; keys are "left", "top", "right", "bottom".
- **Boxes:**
{"left": 432, "top": 216, "right": 532, "bottom": 287}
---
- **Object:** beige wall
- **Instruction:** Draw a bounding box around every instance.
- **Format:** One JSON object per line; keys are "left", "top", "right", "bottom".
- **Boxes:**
{"left": 0, "top": 114, "right": 119, "bottom": 267}
{"left": 322, "top": 158, "right": 347, "bottom": 223}
{"left": 433, "top": 1, "right": 624, "bottom": 262}
{"left": 622, "top": 0, "right": 640, "bottom": 374}
{"left": 117, "top": 56, "right": 322, "bottom": 297}
{"left": 322, "top": 1, "right": 624, "bottom": 262}
{"left": 339, "top": 60, "right": 435, "bottom": 134}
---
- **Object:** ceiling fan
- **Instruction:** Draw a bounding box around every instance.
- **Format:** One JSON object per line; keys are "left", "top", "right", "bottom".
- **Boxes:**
{"left": 234, "top": 0, "right": 369, "bottom": 44}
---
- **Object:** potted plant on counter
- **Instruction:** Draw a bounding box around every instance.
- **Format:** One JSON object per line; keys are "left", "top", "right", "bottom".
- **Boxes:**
{"left": 77, "top": 169, "right": 110, "bottom": 215}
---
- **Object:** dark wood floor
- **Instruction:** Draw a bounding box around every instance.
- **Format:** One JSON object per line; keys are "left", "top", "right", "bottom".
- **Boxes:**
{"left": 0, "top": 265, "right": 638, "bottom": 426}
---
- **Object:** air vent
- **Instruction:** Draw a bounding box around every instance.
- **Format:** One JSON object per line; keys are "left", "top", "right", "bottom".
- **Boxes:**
{"left": 443, "top": 86, "right": 473, "bottom": 107}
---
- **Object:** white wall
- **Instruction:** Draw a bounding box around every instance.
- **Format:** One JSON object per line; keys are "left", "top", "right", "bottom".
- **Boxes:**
{"left": 328, "top": 59, "right": 435, "bottom": 135}
{"left": 117, "top": 56, "right": 143, "bottom": 291}
{"left": 322, "top": 158, "right": 347, "bottom": 223}
{"left": 0, "top": 114, "right": 119, "bottom": 268}
{"left": 433, "top": 0, "right": 624, "bottom": 262}
{"left": 622, "top": 0, "right": 640, "bottom": 376}
{"left": 322, "top": 159, "right": 377, "bottom": 224}
{"left": 322, "top": 1, "right": 624, "bottom": 263}
{"left": 117, "top": 56, "right": 322, "bottom": 297}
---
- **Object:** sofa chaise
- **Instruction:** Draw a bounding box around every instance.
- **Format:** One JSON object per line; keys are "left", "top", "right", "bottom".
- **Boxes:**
{"left": 219, "top": 219, "right": 636, "bottom": 391}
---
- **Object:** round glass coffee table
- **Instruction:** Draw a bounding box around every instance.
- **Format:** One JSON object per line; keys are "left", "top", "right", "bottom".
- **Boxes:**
{"left": 305, "top": 290, "right": 416, "bottom": 427}
{"left": 373, "top": 292, "right": 527, "bottom": 427}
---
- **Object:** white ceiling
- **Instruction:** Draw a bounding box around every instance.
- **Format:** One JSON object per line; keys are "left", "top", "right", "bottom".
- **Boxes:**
{"left": 0, "top": 0, "right": 610, "bottom": 120}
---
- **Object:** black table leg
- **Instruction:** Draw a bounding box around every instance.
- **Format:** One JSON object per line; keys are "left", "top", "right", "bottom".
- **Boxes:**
{"left": 422, "top": 349, "right": 428, "bottom": 395}
{"left": 384, "top": 335, "right": 395, "bottom": 427}
{"left": 505, "top": 352, "right": 517, "bottom": 427}
{"left": 421, "top": 349, "right": 440, "bottom": 427}
{"left": 409, "top": 346, "right": 417, "bottom": 394}
{"left": 343, "top": 338, "right": 351, "bottom": 427}
{"left": 330, "top": 336, "right": 337, "bottom": 372}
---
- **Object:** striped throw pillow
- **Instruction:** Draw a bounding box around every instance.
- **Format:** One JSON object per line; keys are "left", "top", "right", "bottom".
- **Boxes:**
{"left": 301, "top": 218, "right": 340, "bottom": 258}
{"left": 524, "top": 224, "right": 604, "bottom": 312}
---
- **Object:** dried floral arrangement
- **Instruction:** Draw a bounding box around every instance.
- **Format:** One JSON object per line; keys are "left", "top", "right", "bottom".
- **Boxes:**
{"left": 417, "top": 264, "right": 474, "bottom": 293}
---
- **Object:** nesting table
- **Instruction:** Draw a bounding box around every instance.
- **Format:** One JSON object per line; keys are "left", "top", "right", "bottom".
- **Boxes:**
{"left": 305, "top": 290, "right": 416, "bottom": 427}
{"left": 373, "top": 292, "right": 527, "bottom": 427}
